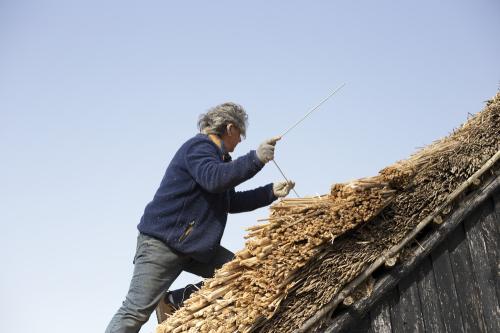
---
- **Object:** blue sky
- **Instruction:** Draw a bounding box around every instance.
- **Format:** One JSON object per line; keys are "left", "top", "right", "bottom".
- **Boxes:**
{"left": 1, "top": 1, "right": 499, "bottom": 332}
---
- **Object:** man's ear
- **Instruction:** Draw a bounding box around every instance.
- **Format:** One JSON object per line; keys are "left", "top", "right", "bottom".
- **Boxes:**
{"left": 226, "top": 123, "right": 234, "bottom": 136}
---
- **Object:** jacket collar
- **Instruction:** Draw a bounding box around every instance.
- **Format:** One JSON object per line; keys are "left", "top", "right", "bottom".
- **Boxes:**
{"left": 206, "top": 134, "right": 231, "bottom": 162}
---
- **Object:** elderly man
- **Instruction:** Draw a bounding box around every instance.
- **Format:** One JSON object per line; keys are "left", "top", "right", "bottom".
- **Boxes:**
{"left": 105, "top": 102, "right": 295, "bottom": 333}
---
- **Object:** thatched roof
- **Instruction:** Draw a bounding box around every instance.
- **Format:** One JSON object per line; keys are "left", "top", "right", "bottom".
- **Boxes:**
{"left": 157, "top": 92, "right": 500, "bottom": 333}
{"left": 322, "top": 175, "right": 500, "bottom": 333}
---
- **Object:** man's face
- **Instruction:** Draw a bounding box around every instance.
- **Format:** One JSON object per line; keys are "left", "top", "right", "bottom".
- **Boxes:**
{"left": 221, "top": 123, "right": 242, "bottom": 153}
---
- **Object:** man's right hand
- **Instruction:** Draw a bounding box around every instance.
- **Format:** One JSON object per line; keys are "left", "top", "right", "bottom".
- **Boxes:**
{"left": 256, "top": 136, "right": 281, "bottom": 164}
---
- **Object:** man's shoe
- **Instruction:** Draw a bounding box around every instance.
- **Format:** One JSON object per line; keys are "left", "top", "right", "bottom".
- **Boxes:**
{"left": 156, "top": 292, "right": 177, "bottom": 324}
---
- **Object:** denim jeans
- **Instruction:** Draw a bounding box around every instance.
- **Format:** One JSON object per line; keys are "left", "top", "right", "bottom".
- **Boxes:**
{"left": 105, "top": 233, "right": 234, "bottom": 333}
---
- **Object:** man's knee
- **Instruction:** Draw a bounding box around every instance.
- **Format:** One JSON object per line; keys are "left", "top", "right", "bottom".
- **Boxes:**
{"left": 122, "top": 296, "right": 156, "bottom": 322}
{"left": 106, "top": 300, "right": 153, "bottom": 333}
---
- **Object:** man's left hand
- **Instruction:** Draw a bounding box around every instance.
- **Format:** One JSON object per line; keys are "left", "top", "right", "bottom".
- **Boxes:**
{"left": 273, "top": 180, "right": 295, "bottom": 197}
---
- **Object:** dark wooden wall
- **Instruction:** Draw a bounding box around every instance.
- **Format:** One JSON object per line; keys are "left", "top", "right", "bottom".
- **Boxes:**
{"left": 336, "top": 191, "right": 499, "bottom": 333}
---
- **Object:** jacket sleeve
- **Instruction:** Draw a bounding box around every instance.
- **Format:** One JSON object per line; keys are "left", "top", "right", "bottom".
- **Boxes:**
{"left": 228, "top": 183, "right": 277, "bottom": 213}
{"left": 185, "top": 140, "right": 265, "bottom": 193}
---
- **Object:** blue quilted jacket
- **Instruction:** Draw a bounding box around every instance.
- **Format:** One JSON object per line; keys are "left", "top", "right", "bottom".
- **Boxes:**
{"left": 137, "top": 133, "right": 277, "bottom": 262}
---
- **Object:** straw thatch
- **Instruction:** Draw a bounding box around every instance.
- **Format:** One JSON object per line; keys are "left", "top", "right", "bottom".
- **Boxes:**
{"left": 157, "top": 92, "right": 499, "bottom": 333}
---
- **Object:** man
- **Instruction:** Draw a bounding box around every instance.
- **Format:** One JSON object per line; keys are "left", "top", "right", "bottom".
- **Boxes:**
{"left": 105, "top": 102, "right": 295, "bottom": 333}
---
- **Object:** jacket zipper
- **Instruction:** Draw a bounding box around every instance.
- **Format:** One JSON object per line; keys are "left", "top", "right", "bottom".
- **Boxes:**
{"left": 179, "top": 220, "right": 195, "bottom": 242}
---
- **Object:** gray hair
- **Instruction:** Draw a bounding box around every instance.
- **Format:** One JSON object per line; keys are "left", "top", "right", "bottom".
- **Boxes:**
{"left": 198, "top": 102, "right": 248, "bottom": 138}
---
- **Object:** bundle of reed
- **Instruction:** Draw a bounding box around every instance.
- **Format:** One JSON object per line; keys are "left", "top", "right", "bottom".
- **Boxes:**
{"left": 157, "top": 92, "right": 499, "bottom": 333}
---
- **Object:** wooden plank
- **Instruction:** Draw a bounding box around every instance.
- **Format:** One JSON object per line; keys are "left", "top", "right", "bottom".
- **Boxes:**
{"left": 430, "top": 240, "right": 465, "bottom": 333}
{"left": 396, "top": 272, "right": 425, "bottom": 333}
{"left": 446, "top": 222, "right": 486, "bottom": 332}
{"left": 463, "top": 197, "right": 500, "bottom": 333}
{"left": 389, "top": 287, "right": 405, "bottom": 333}
{"left": 369, "top": 296, "right": 392, "bottom": 333}
{"left": 416, "top": 256, "right": 446, "bottom": 333}
{"left": 491, "top": 190, "right": 500, "bottom": 302}
{"left": 322, "top": 177, "right": 500, "bottom": 333}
